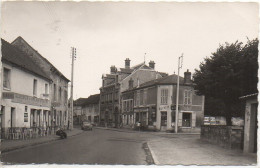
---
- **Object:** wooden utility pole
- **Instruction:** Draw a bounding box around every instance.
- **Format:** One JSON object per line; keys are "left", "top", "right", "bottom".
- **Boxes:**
{"left": 175, "top": 53, "right": 183, "bottom": 133}
{"left": 70, "top": 47, "right": 76, "bottom": 130}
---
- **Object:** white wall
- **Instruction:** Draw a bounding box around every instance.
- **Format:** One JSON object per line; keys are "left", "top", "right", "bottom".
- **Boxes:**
{"left": 2, "top": 63, "right": 50, "bottom": 98}
{"left": 1, "top": 63, "right": 51, "bottom": 128}
{"left": 156, "top": 85, "right": 174, "bottom": 131}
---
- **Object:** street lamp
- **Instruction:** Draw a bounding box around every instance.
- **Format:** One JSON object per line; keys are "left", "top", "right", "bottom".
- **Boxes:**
{"left": 175, "top": 54, "right": 183, "bottom": 133}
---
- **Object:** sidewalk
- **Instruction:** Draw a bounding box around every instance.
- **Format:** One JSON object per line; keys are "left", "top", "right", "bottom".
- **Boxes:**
{"left": 1, "top": 128, "right": 84, "bottom": 153}
{"left": 147, "top": 135, "right": 257, "bottom": 166}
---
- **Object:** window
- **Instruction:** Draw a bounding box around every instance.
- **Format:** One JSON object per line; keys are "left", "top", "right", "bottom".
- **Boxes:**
{"left": 44, "top": 84, "right": 48, "bottom": 94}
{"left": 130, "top": 100, "right": 133, "bottom": 111}
{"left": 53, "top": 84, "right": 57, "bottom": 101}
{"left": 123, "top": 99, "right": 133, "bottom": 112}
{"left": 33, "top": 79, "right": 37, "bottom": 96}
{"left": 140, "top": 90, "right": 144, "bottom": 105}
{"left": 160, "top": 89, "right": 168, "bottom": 105}
{"left": 184, "top": 90, "right": 192, "bottom": 105}
{"left": 123, "top": 101, "right": 127, "bottom": 112}
{"left": 143, "top": 89, "right": 147, "bottom": 105}
{"left": 136, "top": 91, "right": 140, "bottom": 106}
{"left": 64, "top": 90, "right": 68, "bottom": 103}
{"left": 3, "top": 68, "right": 11, "bottom": 89}
{"left": 59, "top": 87, "right": 62, "bottom": 102}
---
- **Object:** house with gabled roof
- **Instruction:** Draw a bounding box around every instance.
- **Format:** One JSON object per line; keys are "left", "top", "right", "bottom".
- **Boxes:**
{"left": 73, "top": 94, "right": 100, "bottom": 125}
{"left": 100, "top": 58, "right": 168, "bottom": 127}
{"left": 1, "top": 38, "right": 53, "bottom": 139}
{"left": 11, "top": 36, "right": 70, "bottom": 129}
{"left": 122, "top": 70, "right": 205, "bottom": 132}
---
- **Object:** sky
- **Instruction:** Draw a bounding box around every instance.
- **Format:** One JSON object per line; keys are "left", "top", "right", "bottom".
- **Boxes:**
{"left": 1, "top": 1, "right": 259, "bottom": 99}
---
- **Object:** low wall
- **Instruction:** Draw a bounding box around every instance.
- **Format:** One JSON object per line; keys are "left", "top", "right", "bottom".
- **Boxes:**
{"left": 201, "top": 125, "right": 243, "bottom": 150}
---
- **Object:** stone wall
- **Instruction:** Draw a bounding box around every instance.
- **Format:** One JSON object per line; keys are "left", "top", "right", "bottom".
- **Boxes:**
{"left": 201, "top": 125, "right": 243, "bottom": 150}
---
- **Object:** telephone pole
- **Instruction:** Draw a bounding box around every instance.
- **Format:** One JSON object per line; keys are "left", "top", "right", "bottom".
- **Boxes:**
{"left": 175, "top": 53, "right": 183, "bottom": 133}
{"left": 69, "top": 47, "right": 76, "bottom": 130}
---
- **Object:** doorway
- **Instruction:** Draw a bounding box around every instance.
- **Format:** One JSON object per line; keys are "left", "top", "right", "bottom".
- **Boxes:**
{"left": 160, "top": 111, "right": 167, "bottom": 131}
{"left": 182, "top": 112, "right": 192, "bottom": 127}
{"left": 11, "top": 107, "right": 15, "bottom": 128}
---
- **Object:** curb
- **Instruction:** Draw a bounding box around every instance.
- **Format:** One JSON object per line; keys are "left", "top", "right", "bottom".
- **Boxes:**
{"left": 147, "top": 141, "right": 160, "bottom": 165}
{"left": 1, "top": 130, "right": 84, "bottom": 154}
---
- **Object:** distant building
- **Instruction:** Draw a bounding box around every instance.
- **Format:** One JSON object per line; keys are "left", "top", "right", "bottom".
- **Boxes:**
{"left": 100, "top": 58, "right": 167, "bottom": 127}
{"left": 73, "top": 94, "right": 100, "bottom": 125}
{"left": 122, "top": 70, "right": 205, "bottom": 132}
{"left": 12, "top": 37, "right": 70, "bottom": 129}
{"left": 73, "top": 98, "right": 88, "bottom": 125}
{"left": 1, "top": 39, "right": 52, "bottom": 139}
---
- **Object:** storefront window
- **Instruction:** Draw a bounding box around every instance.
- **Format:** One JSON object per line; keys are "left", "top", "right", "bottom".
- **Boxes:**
{"left": 182, "top": 112, "right": 191, "bottom": 127}
{"left": 161, "top": 112, "right": 167, "bottom": 126}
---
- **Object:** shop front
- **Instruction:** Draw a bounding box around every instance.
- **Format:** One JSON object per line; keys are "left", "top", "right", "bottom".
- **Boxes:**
{"left": 1, "top": 92, "right": 51, "bottom": 139}
{"left": 134, "top": 107, "right": 148, "bottom": 128}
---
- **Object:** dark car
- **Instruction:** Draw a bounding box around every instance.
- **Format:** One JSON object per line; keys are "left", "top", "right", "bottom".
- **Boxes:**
{"left": 81, "top": 121, "right": 93, "bottom": 131}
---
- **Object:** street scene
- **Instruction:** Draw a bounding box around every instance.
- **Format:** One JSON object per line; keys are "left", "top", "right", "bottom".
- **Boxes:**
{"left": 0, "top": 1, "right": 258, "bottom": 167}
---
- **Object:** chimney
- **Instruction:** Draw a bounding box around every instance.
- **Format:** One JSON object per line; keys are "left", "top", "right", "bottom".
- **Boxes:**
{"left": 110, "top": 65, "right": 117, "bottom": 74}
{"left": 149, "top": 60, "right": 155, "bottom": 69}
{"left": 125, "top": 58, "right": 130, "bottom": 69}
{"left": 184, "top": 69, "right": 192, "bottom": 84}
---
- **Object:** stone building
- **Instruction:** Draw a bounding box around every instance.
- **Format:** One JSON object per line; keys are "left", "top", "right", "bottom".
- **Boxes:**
{"left": 11, "top": 36, "right": 70, "bottom": 129}
{"left": 100, "top": 58, "right": 167, "bottom": 127}
{"left": 1, "top": 39, "right": 52, "bottom": 139}
{"left": 122, "top": 70, "right": 205, "bottom": 132}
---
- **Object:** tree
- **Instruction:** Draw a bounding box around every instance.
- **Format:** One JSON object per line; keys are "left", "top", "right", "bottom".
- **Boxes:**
{"left": 193, "top": 39, "right": 258, "bottom": 125}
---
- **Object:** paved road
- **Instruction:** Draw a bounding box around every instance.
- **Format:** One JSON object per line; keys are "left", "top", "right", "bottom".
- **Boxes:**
{"left": 1, "top": 128, "right": 256, "bottom": 165}
{"left": 1, "top": 128, "right": 156, "bottom": 164}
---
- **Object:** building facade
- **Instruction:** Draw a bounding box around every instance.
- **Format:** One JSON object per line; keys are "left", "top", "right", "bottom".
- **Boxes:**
{"left": 11, "top": 37, "right": 70, "bottom": 129}
{"left": 1, "top": 39, "right": 52, "bottom": 139}
{"left": 122, "top": 70, "right": 205, "bottom": 132}
{"left": 100, "top": 58, "right": 167, "bottom": 127}
{"left": 73, "top": 94, "right": 100, "bottom": 125}
{"left": 81, "top": 94, "right": 100, "bottom": 124}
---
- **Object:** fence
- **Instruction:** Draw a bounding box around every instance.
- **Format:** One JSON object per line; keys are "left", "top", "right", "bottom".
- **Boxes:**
{"left": 201, "top": 125, "right": 244, "bottom": 150}
{"left": 1, "top": 126, "right": 62, "bottom": 140}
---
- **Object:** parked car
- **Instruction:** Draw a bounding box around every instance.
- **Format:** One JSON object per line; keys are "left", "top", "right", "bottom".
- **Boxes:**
{"left": 81, "top": 121, "right": 93, "bottom": 131}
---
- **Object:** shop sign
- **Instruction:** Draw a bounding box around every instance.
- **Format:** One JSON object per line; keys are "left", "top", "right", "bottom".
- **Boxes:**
{"left": 134, "top": 108, "right": 148, "bottom": 113}
{"left": 159, "top": 105, "right": 170, "bottom": 111}
{"left": 2, "top": 92, "right": 15, "bottom": 99}
{"left": 6, "top": 92, "right": 51, "bottom": 107}
{"left": 52, "top": 101, "right": 61, "bottom": 107}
